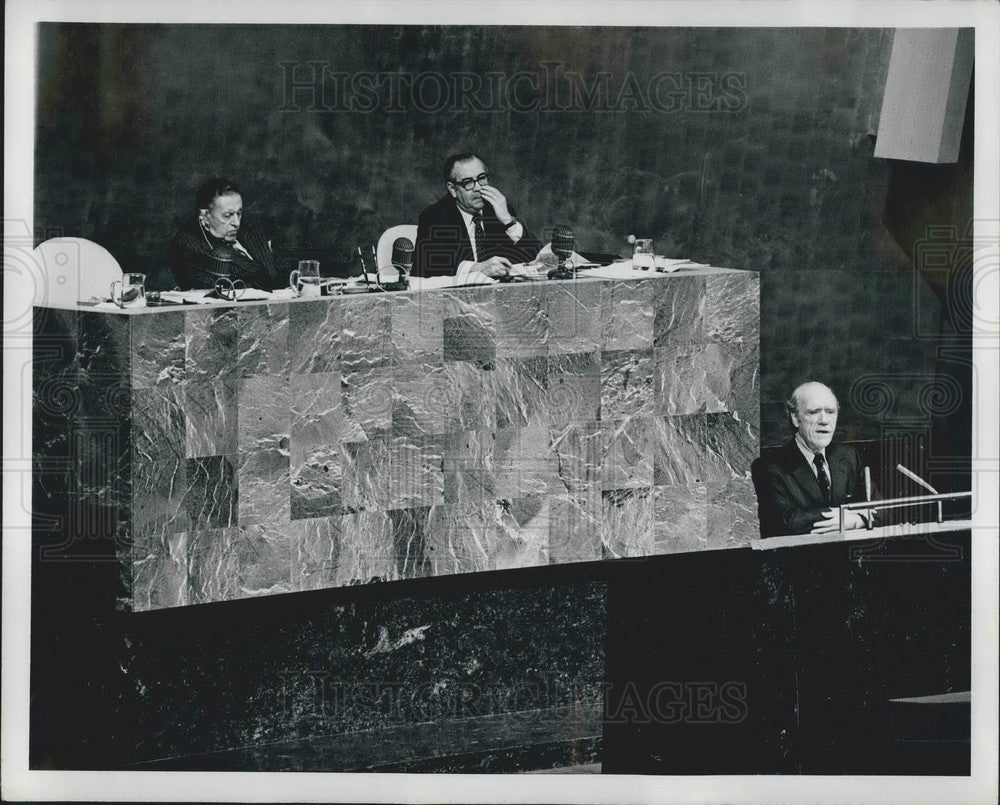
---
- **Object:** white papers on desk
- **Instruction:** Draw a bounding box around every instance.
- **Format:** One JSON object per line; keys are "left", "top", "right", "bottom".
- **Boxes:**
{"left": 579, "top": 258, "right": 711, "bottom": 279}
{"left": 407, "top": 273, "right": 495, "bottom": 291}
{"left": 160, "top": 288, "right": 274, "bottom": 305}
{"left": 577, "top": 261, "right": 644, "bottom": 280}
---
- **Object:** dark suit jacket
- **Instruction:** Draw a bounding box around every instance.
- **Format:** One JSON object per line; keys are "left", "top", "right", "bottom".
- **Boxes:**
{"left": 751, "top": 439, "right": 869, "bottom": 538}
{"left": 168, "top": 216, "right": 291, "bottom": 291}
{"left": 413, "top": 194, "right": 542, "bottom": 277}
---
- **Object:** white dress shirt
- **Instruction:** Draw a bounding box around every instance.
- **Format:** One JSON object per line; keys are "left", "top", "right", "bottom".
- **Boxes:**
{"left": 455, "top": 207, "right": 525, "bottom": 283}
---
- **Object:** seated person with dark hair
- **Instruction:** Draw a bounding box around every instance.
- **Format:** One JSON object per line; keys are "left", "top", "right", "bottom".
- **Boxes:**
{"left": 413, "top": 152, "right": 542, "bottom": 280}
{"left": 168, "top": 177, "right": 291, "bottom": 290}
{"left": 751, "top": 381, "right": 874, "bottom": 538}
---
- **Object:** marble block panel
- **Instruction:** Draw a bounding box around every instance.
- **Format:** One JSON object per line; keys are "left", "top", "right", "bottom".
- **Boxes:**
{"left": 422, "top": 500, "right": 498, "bottom": 575}
{"left": 601, "top": 488, "right": 654, "bottom": 558}
{"left": 70, "top": 422, "right": 131, "bottom": 508}
{"left": 704, "top": 272, "right": 760, "bottom": 344}
{"left": 493, "top": 424, "right": 558, "bottom": 499}
{"left": 724, "top": 341, "right": 761, "bottom": 430}
{"left": 548, "top": 489, "right": 602, "bottom": 564}
{"left": 706, "top": 476, "right": 758, "bottom": 548}
{"left": 340, "top": 295, "right": 393, "bottom": 371}
{"left": 185, "top": 308, "right": 238, "bottom": 386}
{"left": 600, "top": 417, "right": 654, "bottom": 490}
{"left": 333, "top": 510, "right": 395, "bottom": 586}
{"left": 184, "top": 381, "right": 237, "bottom": 458}
{"left": 442, "top": 287, "right": 497, "bottom": 363}
{"left": 494, "top": 356, "right": 549, "bottom": 429}
{"left": 131, "top": 311, "right": 185, "bottom": 388}
{"left": 188, "top": 522, "right": 297, "bottom": 605}
{"left": 550, "top": 420, "right": 602, "bottom": 492}
{"left": 389, "top": 506, "right": 433, "bottom": 580}
{"left": 78, "top": 311, "right": 130, "bottom": 381}
{"left": 341, "top": 436, "right": 392, "bottom": 513}
{"left": 133, "top": 386, "right": 186, "bottom": 463}
{"left": 653, "top": 484, "right": 709, "bottom": 554}
{"left": 600, "top": 279, "right": 655, "bottom": 351}
{"left": 391, "top": 362, "right": 447, "bottom": 439}
{"left": 600, "top": 349, "right": 655, "bottom": 421}
{"left": 186, "top": 455, "right": 237, "bottom": 530}
{"left": 292, "top": 516, "right": 342, "bottom": 592}
{"left": 237, "top": 303, "right": 290, "bottom": 378}
{"left": 652, "top": 413, "right": 753, "bottom": 486}
{"left": 547, "top": 282, "right": 600, "bottom": 355}
{"left": 132, "top": 458, "right": 189, "bottom": 537}
{"left": 133, "top": 530, "right": 189, "bottom": 611}
{"left": 238, "top": 448, "right": 291, "bottom": 526}
{"left": 391, "top": 292, "right": 444, "bottom": 364}
{"left": 238, "top": 375, "right": 291, "bottom": 453}
{"left": 703, "top": 411, "right": 759, "bottom": 482}
{"left": 289, "top": 373, "right": 343, "bottom": 520}
{"left": 341, "top": 366, "right": 392, "bottom": 444}
{"left": 443, "top": 429, "right": 496, "bottom": 504}
{"left": 290, "top": 443, "right": 342, "bottom": 520}
{"left": 289, "top": 372, "right": 342, "bottom": 465}
{"left": 288, "top": 299, "right": 342, "bottom": 374}
{"left": 547, "top": 352, "right": 601, "bottom": 424}
{"left": 386, "top": 434, "right": 445, "bottom": 510}
{"left": 654, "top": 343, "right": 732, "bottom": 417}
{"left": 653, "top": 276, "right": 707, "bottom": 348}
{"left": 496, "top": 283, "right": 548, "bottom": 357}
{"left": 441, "top": 360, "right": 497, "bottom": 434}
{"left": 493, "top": 495, "right": 550, "bottom": 570}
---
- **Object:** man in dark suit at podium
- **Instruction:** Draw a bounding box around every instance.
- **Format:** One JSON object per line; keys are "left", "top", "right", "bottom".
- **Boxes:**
{"left": 413, "top": 152, "right": 542, "bottom": 280}
{"left": 752, "top": 381, "right": 871, "bottom": 538}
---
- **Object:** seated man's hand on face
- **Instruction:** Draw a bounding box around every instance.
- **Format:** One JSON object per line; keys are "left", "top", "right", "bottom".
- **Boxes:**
{"left": 475, "top": 255, "right": 513, "bottom": 278}
{"left": 479, "top": 185, "right": 512, "bottom": 224}
{"left": 810, "top": 508, "right": 867, "bottom": 534}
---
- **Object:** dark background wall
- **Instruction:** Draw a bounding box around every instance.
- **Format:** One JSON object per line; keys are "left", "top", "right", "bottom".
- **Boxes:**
{"left": 34, "top": 24, "right": 972, "bottom": 451}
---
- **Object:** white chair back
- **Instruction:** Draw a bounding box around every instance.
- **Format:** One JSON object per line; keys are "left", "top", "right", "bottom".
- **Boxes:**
{"left": 32, "top": 237, "right": 123, "bottom": 306}
{"left": 376, "top": 224, "right": 418, "bottom": 272}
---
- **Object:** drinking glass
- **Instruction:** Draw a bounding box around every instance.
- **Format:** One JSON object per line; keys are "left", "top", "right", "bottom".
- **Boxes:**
{"left": 110, "top": 273, "right": 147, "bottom": 308}
{"left": 631, "top": 239, "right": 654, "bottom": 270}
{"left": 290, "top": 260, "right": 321, "bottom": 297}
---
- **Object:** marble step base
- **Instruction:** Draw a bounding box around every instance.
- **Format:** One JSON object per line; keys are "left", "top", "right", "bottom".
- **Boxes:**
{"left": 128, "top": 704, "right": 602, "bottom": 773}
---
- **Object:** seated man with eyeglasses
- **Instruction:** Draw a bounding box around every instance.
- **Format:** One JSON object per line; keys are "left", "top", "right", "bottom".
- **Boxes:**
{"left": 413, "top": 152, "right": 542, "bottom": 279}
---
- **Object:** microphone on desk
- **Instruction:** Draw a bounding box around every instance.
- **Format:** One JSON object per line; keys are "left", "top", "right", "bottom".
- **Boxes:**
{"left": 391, "top": 237, "right": 414, "bottom": 274}
{"left": 549, "top": 225, "right": 575, "bottom": 280}
{"left": 382, "top": 237, "right": 413, "bottom": 290}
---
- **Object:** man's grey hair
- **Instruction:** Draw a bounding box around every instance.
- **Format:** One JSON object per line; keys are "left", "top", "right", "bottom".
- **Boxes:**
{"left": 786, "top": 381, "right": 838, "bottom": 428}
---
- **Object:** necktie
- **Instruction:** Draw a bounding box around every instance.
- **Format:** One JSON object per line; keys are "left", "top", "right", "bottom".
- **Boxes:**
{"left": 813, "top": 453, "right": 831, "bottom": 504}
{"left": 473, "top": 214, "right": 487, "bottom": 262}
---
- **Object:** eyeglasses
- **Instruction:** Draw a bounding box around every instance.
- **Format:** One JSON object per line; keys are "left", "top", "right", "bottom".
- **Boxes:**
{"left": 450, "top": 172, "right": 490, "bottom": 191}
{"left": 213, "top": 276, "right": 247, "bottom": 300}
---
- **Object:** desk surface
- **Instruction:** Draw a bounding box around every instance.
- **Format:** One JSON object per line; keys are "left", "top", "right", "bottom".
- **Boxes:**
{"left": 41, "top": 264, "right": 755, "bottom": 314}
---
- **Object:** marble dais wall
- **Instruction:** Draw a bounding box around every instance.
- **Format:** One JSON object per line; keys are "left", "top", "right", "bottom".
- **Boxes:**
{"left": 33, "top": 268, "right": 758, "bottom": 611}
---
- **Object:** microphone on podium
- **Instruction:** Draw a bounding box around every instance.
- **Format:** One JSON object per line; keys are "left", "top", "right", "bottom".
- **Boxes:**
{"left": 896, "top": 464, "right": 938, "bottom": 494}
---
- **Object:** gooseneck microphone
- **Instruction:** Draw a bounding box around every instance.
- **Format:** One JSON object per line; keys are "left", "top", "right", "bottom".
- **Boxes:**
{"left": 896, "top": 464, "right": 939, "bottom": 495}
